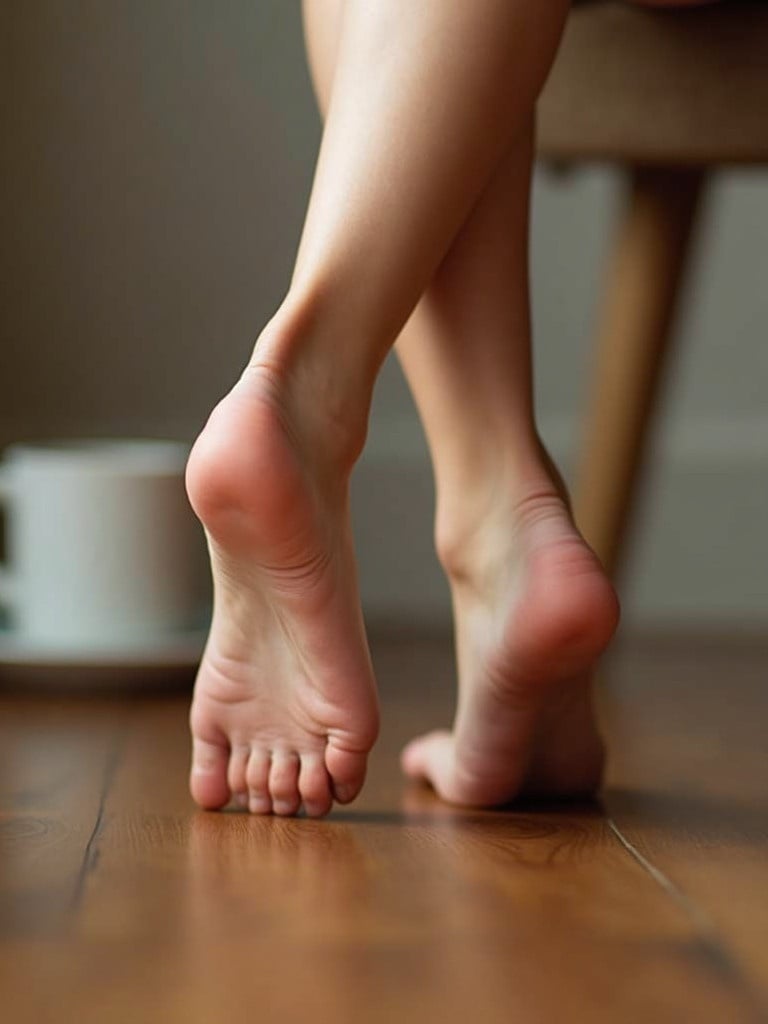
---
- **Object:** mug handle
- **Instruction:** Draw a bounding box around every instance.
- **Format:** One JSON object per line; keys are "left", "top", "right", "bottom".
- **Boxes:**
{"left": 0, "top": 467, "right": 13, "bottom": 605}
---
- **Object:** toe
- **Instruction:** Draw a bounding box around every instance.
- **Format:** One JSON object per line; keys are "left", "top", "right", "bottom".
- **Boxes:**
{"left": 401, "top": 730, "right": 455, "bottom": 796}
{"left": 190, "top": 735, "right": 231, "bottom": 810}
{"left": 325, "top": 741, "right": 367, "bottom": 805}
{"left": 246, "top": 747, "right": 272, "bottom": 814}
{"left": 402, "top": 730, "right": 523, "bottom": 807}
{"left": 298, "top": 754, "right": 333, "bottom": 818}
{"left": 269, "top": 751, "right": 301, "bottom": 816}
{"left": 227, "top": 744, "right": 250, "bottom": 809}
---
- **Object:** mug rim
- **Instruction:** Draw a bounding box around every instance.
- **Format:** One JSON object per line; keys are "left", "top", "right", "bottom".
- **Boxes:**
{"left": 2, "top": 438, "right": 190, "bottom": 474}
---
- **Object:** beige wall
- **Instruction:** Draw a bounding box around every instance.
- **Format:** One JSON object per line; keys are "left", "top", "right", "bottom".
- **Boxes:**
{"left": 3, "top": 1, "right": 767, "bottom": 629}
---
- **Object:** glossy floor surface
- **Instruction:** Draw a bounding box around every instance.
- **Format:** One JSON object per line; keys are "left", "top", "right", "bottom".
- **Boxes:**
{"left": 1, "top": 632, "right": 766, "bottom": 1022}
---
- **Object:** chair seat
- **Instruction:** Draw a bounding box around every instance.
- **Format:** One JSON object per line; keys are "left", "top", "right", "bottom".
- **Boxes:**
{"left": 537, "top": 0, "right": 768, "bottom": 165}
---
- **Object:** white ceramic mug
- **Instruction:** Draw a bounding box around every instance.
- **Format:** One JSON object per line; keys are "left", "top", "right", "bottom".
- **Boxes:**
{"left": 0, "top": 440, "right": 210, "bottom": 651}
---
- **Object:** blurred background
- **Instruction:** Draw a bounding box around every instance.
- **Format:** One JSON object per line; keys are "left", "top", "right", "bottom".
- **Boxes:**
{"left": 2, "top": 0, "right": 766, "bottom": 634}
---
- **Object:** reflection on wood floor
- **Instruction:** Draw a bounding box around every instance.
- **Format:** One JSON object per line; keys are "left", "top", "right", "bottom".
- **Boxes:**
{"left": 1, "top": 630, "right": 766, "bottom": 1022}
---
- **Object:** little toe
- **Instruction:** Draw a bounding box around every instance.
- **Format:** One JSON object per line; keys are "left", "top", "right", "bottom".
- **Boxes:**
{"left": 299, "top": 754, "right": 333, "bottom": 818}
{"left": 269, "top": 752, "right": 301, "bottom": 816}
{"left": 227, "top": 744, "right": 250, "bottom": 808}
{"left": 190, "top": 735, "right": 231, "bottom": 810}
{"left": 325, "top": 742, "right": 367, "bottom": 804}
{"left": 246, "top": 747, "right": 272, "bottom": 814}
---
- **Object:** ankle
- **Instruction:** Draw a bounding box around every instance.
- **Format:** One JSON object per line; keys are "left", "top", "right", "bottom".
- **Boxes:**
{"left": 247, "top": 290, "right": 375, "bottom": 472}
{"left": 434, "top": 472, "right": 569, "bottom": 585}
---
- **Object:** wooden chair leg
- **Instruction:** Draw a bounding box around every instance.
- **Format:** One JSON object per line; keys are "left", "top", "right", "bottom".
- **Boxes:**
{"left": 574, "top": 166, "right": 707, "bottom": 580}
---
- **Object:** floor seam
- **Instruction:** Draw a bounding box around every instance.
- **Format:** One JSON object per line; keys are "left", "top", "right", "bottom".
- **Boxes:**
{"left": 71, "top": 721, "right": 127, "bottom": 911}
{"left": 606, "top": 814, "right": 768, "bottom": 1017}
{"left": 606, "top": 816, "right": 715, "bottom": 935}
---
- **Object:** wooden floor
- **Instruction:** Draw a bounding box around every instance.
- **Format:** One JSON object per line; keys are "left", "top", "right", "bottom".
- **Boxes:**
{"left": 1, "top": 631, "right": 766, "bottom": 1023}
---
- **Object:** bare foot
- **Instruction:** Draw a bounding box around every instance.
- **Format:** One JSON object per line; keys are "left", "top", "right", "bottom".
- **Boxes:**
{"left": 186, "top": 329, "right": 379, "bottom": 818}
{"left": 401, "top": 483, "right": 619, "bottom": 806}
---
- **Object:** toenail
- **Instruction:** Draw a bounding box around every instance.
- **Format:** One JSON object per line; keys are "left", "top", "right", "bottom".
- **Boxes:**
{"left": 333, "top": 783, "right": 357, "bottom": 803}
{"left": 304, "top": 802, "right": 328, "bottom": 819}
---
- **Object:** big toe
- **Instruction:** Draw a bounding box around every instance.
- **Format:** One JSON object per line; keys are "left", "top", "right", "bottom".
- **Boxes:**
{"left": 401, "top": 730, "right": 456, "bottom": 798}
{"left": 190, "top": 736, "right": 231, "bottom": 809}
{"left": 325, "top": 743, "right": 368, "bottom": 805}
{"left": 402, "top": 730, "right": 526, "bottom": 808}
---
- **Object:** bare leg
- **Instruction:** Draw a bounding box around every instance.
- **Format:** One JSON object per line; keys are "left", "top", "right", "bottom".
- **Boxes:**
{"left": 304, "top": 3, "right": 618, "bottom": 807}
{"left": 186, "top": 0, "right": 573, "bottom": 816}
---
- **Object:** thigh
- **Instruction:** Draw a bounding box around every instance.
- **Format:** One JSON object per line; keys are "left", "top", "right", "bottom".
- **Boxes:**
{"left": 302, "top": 0, "right": 345, "bottom": 115}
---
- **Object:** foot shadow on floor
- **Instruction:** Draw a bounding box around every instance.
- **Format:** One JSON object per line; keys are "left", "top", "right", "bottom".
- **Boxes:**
{"left": 329, "top": 786, "right": 605, "bottom": 832}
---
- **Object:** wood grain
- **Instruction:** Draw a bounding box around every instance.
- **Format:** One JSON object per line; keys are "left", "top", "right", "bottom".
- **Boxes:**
{"left": 602, "top": 632, "right": 768, "bottom": 1008}
{"left": 538, "top": 2, "right": 768, "bottom": 166}
{"left": 1, "top": 632, "right": 766, "bottom": 1022}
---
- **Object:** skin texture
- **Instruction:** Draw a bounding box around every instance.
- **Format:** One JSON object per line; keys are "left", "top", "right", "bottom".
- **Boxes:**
{"left": 186, "top": 0, "right": 704, "bottom": 816}
{"left": 302, "top": 1, "right": 616, "bottom": 806}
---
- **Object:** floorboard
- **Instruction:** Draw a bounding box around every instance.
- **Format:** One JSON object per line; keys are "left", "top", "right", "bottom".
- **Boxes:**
{"left": 602, "top": 633, "right": 768, "bottom": 1008}
{"left": 1, "top": 632, "right": 765, "bottom": 1022}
